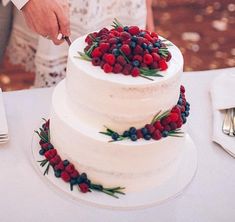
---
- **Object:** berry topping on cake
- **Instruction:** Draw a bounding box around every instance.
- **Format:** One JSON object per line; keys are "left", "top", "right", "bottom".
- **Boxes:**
{"left": 77, "top": 19, "right": 173, "bottom": 81}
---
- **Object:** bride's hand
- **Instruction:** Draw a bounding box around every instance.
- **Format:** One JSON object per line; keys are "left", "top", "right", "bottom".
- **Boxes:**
{"left": 21, "top": 0, "right": 70, "bottom": 45}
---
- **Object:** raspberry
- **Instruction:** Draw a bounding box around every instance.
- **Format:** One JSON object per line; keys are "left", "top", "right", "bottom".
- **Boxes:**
{"left": 151, "top": 32, "right": 158, "bottom": 38}
{"left": 161, "top": 117, "right": 171, "bottom": 126}
{"left": 151, "top": 48, "right": 159, "bottom": 53}
{"left": 180, "top": 85, "right": 185, "bottom": 93}
{"left": 85, "top": 35, "right": 93, "bottom": 45}
{"left": 137, "top": 37, "right": 145, "bottom": 45}
{"left": 41, "top": 143, "right": 52, "bottom": 150}
{"left": 131, "top": 67, "right": 140, "bottom": 77}
{"left": 125, "top": 64, "right": 133, "bottom": 71}
{"left": 152, "top": 129, "right": 162, "bottom": 140}
{"left": 151, "top": 62, "right": 159, "bottom": 69}
{"left": 65, "top": 164, "right": 75, "bottom": 174}
{"left": 144, "top": 33, "right": 153, "bottom": 42}
{"left": 99, "top": 42, "right": 110, "bottom": 53}
{"left": 181, "top": 106, "right": 186, "bottom": 112}
{"left": 54, "top": 161, "right": 65, "bottom": 171}
{"left": 120, "top": 44, "right": 131, "bottom": 55}
{"left": 49, "top": 155, "right": 61, "bottom": 166}
{"left": 158, "top": 59, "right": 168, "bottom": 71}
{"left": 128, "top": 26, "right": 140, "bottom": 35}
{"left": 141, "top": 63, "right": 148, "bottom": 68}
{"left": 164, "top": 125, "right": 171, "bottom": 132}
{"left": 120, "top": 31, "right": 131, "bottom": 40}
{"left": 108, "top": 37, "right": 118, "bottom": 44}
{"left": 79, "top": 183, "right": 89, "bottom": 193}
{"left": 169, "top": 113, "right": 179, "bottom": 122}
{"left": 116, "top": 55, "right": 127, "bottom": 66}
{"left": 92, "top": 57, "right": 101, "bottom": 66}
{"left": 91, "top": 47, "right": 102, "bottom": 58}
{"left": 166, "top": 52, "right": 172, "bottom": 62}
{"left": 176, "top": 119, "right": 183, "bottom": 128}
{"left": 152, "top": 53, "right": 161, "bottom": 62}
{"left": 61, "top": 171, "right": 71, "bottom": 182}
{"left": 143, "top": 54, "right": 153, "bottom": 65}
{"left": 169, "top": 122, "right": 177, "bottom": 131}
{"left": 133, "top": 55, "right": 143, "bottom": 62}
{"left": 97, "top": 28, "right": 109, "bottom": 36}
{"left": 145, "top": 124, "right": 155, "bottom": 134}
{"left": 103, "top": 63, "right": 113, "bottom": 73}
{"left": 105, "top": 54, "right": 116, "bottom": 65}
{"left": 113, "top": 63, "right": 123, "bottom": 73}
{"left": 171, "top": 105, "right": 181, "bottom": 114}
{"left": 116, "top": 26, "right": 124, "bottom": 32}
{"left": 70, "top": 170, "right": 79, "bottom": 178}
{"left": 136, "top": 129, "right": 143, "bottom": 139}
{"left": 44, "top": 149, "right": 57, "bottom": 160}
{"left": 133, "top": 45, "right": 144, "bottom": 55}
{"left": 153, "top": 121, "right": 164, "bottom": 132}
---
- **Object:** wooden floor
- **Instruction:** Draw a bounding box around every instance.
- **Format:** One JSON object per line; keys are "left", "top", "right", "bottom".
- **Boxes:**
{"left": 0, "top": 0, "right": 234, "bottom": 91}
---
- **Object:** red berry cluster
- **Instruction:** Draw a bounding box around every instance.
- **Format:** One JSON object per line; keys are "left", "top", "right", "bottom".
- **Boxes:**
{"left": 102, "top": 85, "right": 190, "bottom": 142}
{"left": 84, "top": 24, "right": 171, "bottom": 77}
{"left": 39, "top": 121, "right": 90, "bottom": 193}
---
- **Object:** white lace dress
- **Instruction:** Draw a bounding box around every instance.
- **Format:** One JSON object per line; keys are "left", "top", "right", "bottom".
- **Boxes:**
{"left": 6, "top": 0, "right": 147, "bottom": 87}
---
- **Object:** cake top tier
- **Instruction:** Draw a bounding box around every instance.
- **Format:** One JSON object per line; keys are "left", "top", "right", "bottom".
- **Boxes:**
{"left": 69, "top": 20, "right": 183, "bottom": 86}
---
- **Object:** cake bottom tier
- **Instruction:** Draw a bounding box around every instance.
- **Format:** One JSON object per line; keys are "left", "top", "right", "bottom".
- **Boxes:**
{"left": 50, "top": 81, "right": 188, "bottom": 192}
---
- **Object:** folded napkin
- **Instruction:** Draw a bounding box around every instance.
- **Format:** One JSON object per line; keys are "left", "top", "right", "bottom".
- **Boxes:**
{"left": 0, "top": 88, "right": 8, "bottom": 136}
{"left": 210, "top": 73, "right": 235, "bottom": 157}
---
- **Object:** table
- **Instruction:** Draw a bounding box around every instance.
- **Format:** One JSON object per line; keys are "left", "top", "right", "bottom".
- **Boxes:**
{"left": 1, "top": 68, "right": 235, "bottom": 222}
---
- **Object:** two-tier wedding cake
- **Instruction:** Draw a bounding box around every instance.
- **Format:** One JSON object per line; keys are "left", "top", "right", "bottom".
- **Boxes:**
{"left": 36, "top": 20, "right": 196, "bottom": 200}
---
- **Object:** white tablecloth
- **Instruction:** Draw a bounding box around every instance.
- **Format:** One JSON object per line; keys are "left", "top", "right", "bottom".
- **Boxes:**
{"left": 1, "top": 68, "right": 235, "bottom": 222}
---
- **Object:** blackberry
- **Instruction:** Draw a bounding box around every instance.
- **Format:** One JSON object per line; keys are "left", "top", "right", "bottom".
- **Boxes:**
{"left": 162, "top": 130, "right": 169, "bottom": 137}
{"left": 131, "top": 36, "right": 138, "bottom": 42}
{"left": 124, "top": 26, "right": 129, "bottom": 32}
{"left": 130, "top": 41, "right": 136, "bottom": 49}
{"left": 142, "top": 43, "right": 148, "bottom": 49}
{"left": 185, "top": 111, "right": 190, "bottom": 117}
{"left": 123, "top": 130, "right": 130, "bottom": 137}
{"left": 141, "top": 127, "right": 148, "bottom": 136}
{"left": 54, "top": 170, "right": 61, "bottom": 178}
{"left": 39, "top": 149, "right": 45, "bottom": 156}
{"left": 63, "top": 160, "right": 70, "bottom": 166}
{"left": 144, "top": 134, "right": 151, "bottom": 140}
{"left": 111, "top": 132, "right": 119, "bottom": 141}
{"left": 112, "top": 49, "right": 120, "bottom": 57}
{"left": 132, "top": 60, "right": 140, "bottom": 67}
{"left": 130, "top": 134, "right": 138, "bottom": 141}
{"left": 129, "top": 127, "right": 137, "bottom": 135}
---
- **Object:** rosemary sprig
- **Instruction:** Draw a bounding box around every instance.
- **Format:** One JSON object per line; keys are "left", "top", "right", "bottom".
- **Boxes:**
{"left": 75, "top": 52, "right": 92, "bottom": 62}
{"left": 119, "top": 49, "right": 130, "bottom": 63}
{"left": 90, "top": 183, "right": 125, "bottom": 198}
{"left": 112, "top": 18, "right": 124, "bottom": 29}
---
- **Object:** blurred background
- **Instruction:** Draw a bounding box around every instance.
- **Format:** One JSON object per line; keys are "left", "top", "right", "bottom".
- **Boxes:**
{"left": 0, "top": 0, "right": 234, "bottom": 91}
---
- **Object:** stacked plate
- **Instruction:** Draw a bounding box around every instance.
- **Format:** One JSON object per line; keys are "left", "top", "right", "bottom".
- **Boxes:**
{"left": 0, "top": 88, "right": 8, "bottom": 144}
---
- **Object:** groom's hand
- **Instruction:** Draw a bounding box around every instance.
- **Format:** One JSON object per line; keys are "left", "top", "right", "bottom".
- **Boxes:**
{"left": 21, "top": 0, "right": 70, "bottom": 45}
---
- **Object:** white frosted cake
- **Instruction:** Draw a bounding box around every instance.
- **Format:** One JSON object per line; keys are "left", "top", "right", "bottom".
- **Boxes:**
{"left": 49, "top": 30, "right": 190, "bottom": 192}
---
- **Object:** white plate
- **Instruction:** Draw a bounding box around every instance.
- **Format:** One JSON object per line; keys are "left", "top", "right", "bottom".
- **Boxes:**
{"left": 31, "top": 131, "right": 198, "bottom": 210}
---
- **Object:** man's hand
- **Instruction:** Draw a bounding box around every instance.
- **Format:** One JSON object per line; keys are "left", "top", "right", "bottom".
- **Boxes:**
{"left": 21, "top": 0, "right": 70, "bottom": 45}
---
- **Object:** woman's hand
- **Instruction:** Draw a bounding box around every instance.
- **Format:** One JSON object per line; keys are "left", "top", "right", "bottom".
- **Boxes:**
{"left": 146, "top": 0, "right": 155, "bottom": 32}
{"left": 21, "top": 0, "right": 70, "bottom": 45}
